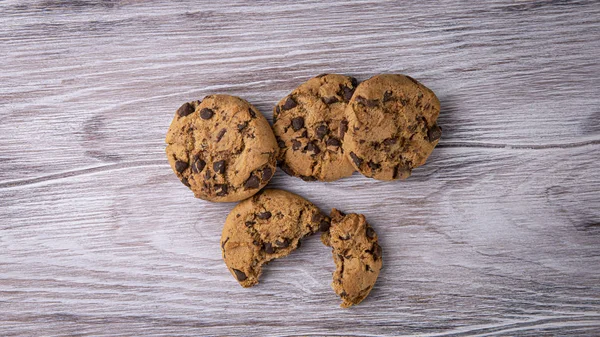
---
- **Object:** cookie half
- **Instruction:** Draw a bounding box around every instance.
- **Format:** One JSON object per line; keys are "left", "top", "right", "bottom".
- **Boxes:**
{"left": 343, "top": 74, "right": 441, "bottom": 180}
{"left": 273, "top": 74, "right": 357, "bottom": 182}
{"left": 321, "top": 209, "right": 382, "bottom": 308}
{"left": 165, "top": 95, "right": 278, "bottom": 202}
{"left": 221, "top": 189, "right": 330, "bottom": 287}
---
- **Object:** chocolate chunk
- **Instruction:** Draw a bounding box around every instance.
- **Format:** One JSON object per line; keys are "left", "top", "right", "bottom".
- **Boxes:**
{"left": 383, "top": 90, "right": 393, "bottom": 103}
{"left": 366, "top": 227, "right": 376, "bottom": 239}
{"left": 368, "top": 161, "right": 381, "bottom": 170}
{"left": 355, "top": 96, "right": 378, "bottom": 107}
{"left": 306, "top": 142, "right": 320, "bottom": 155}
{"left": 275, "top": 105, "right": 280, "bottom": 114}
{"left": 291, "top": 117, "right": 304, "bottom": 131}
{"left": 237, "top": 122, "right": 248, "bottom": 131}
{"left": 175, "top": 160, "right": 189, "bottom": 173}
{"left": 177, "top": 102, "right": 194, "bottom": 117}
{"left": 339, "top": 119, "right": 348, "bottom": 139}
{"left": 263, "top": 242, "right": 274, "bottom": 254}
{"left": 282, "top": 96, "right": 297, "bottom": 111}
{"left": 192, "top": 156, "right": 206, "bottom": 173}
{"left": 257, "top": 211, "right": 272, "bottom": 220}
{"left": 277, "top": 138, "right": 286, "bottom": 148}
{"left": 215, "top": 184, "right": 228, "bottom": 196}
{"left": 372, "top": 243, "right": 382, "bottom": 260}
{"left": 383, "top": 137, "right": 398, "bottom": 146}
{"left": 315, "top": 125, "right": 328, "bottom": 139}
{"left": 349, "top": 152, "right": 363, "bottom": 167}
{"left": 275, "top": 238, "right": 289, "bottom": 248}
{"left": 326, "top": 138, "right": 341, "bottom": 147}
{"left": 204, "top": 168, "right": 212, "bottom": 180}
{"left": 232, "top": 268, "right": 247, "bottom": 281}
{"left": 300, "top": 130, "right": 308, "bottom": 138}
{"left": 350, "top": 77, "right": 358, "bottom": 87}
{"left": 341, "top": 85, "right": 355, "bottom": 102}
{"left": 292, "top": 139, "right": 302, "bottom": 151}
{"left": 216, "top": 128, "right": 227, "bottom": 142}
{"left": 244, "top": 175, "right": 260, "bottom": 189}
{"left": 428, "top": 124, "right": 442, "bottom": 142}
{"left": 261, "top": 167, "right": 273, "bottom": 182}
{"left": 322, "top": 96, "right": 339, "bottom": 104}
{"left": 180, "top": 177, "right": 190, "bottom": 187}
{"left": 280, "top": 163, "right": 295, "bottom": 176}
{"left": 199, "top": 108, "right": 214, "bottom": 120}
{"left": 248, "top": 108, "right": 256, "bottom": 118}
{"left": 213, "top": 160, "right": 226, "bottom": 174}
{"left": 319, "top": 219, "right": 331, "bottom": 232}
{"left": 301, "top": 175, "right": 317, "bottom": 182}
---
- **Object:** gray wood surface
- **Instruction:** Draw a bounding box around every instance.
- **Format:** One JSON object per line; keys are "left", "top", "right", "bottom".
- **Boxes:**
{"left": 1, "top": 1, "right": 599, "bottom": 336}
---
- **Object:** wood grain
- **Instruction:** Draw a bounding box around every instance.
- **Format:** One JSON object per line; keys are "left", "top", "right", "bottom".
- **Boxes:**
{"left": 1, "top": 0, "right": 599, "bottom": 336}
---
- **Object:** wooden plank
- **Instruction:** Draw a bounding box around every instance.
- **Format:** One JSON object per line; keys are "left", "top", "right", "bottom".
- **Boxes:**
{"left": 1, "top": 0, "right": 599, "bottom": 336}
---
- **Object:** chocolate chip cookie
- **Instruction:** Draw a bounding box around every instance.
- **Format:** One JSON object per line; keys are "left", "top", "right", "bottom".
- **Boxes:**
{"left": 273, "top": 74, "right": 357, "bottom": 181}
{"left": 165, "top": 95, "right": 278, "bottom": 202}
{"left": 221, "top": 189, "right": 330, "bottom": 287}
{"left": 343, "top": 74, "right": 441, "bottom": 180}
{"left": 321, "top": 209, "right": 382, "bottom": 308}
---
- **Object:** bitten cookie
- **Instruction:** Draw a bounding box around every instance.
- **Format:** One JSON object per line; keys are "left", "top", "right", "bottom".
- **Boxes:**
{"left": 221, "top": 189, "right": 330, "bottom": 287}
{"left": 343, "top": 74, "right": 442, "bottom": 180}
{"left": 321, "top": 209, "right": 382, "bottom": 308}
{"left": 273, "top": 74, "right": 357, "bottom": 181}
{"left": 165, "top": 95, "right": 278, "bottom": 202}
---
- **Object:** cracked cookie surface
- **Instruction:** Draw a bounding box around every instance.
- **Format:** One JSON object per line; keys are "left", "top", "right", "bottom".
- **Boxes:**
{"left": 165, "top": 95, "right": 278, "bottom": 202}
{"left": 221, "top": 189, "right": 330, "bottom": 287}
{"left": 343, "top": 74, "right": 441, "bottom": 180}
{"left": 273, "top": 74, "right": 357, "bottom": 182}
{"left": 321, "top": 208, "right": 382, "bottom": 308}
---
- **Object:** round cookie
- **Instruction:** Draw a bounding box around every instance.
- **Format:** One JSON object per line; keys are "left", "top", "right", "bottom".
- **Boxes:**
{"left": 321, "top": 209, "right": 382, "bottom": 308}
{"left": 165, "top": 95, "right": 278, "bottom": 202}
{"left": 343, "top": 74, "right": 442, "bottom": 180}
{"left": 273, "top": 74, "right": 357, "bottom": 182}
{"left": 220, "top": 189, "right": 330, "bottom": 287}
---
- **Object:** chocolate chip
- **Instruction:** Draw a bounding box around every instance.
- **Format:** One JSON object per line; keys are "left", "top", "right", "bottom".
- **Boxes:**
{"left": 275, "top": 238, "right": 289, "bottom": 248}
{"left": 248, "top": 108, "right": 256, "bottom": 118}
{"left": 312, "top": 212, "right": 324, "bottom": 223}
{"left": 263, "top": 242, "right": 274, "bottom": 254}
{"left": 383, "top": 90, "right": 393, "bottom": 103}
{"left": 180, "top": 177, "right": 190, "bottom": 187}
{"left": 291, "top": 117, "right": 304, "bottom": 131}
{"left": 372, "top": 243, "right": 382, "bottom": 260}
{"left": 213, "top": 160, "right": 226, "bottom": 174}
{"left": 257, "top": 211, "right": 272, "bottom": 220}
{"left": 301, "top": 175, "right": 317, "bottom": 182}
{"left": 216, "top": 128, "right": 227, "bottom": 142}
{"left": 322, "top": 96, "right": 339, "bottom": 104}
{"left": 366, "top": 227, "right": 376, "bottom": 239}
{"left": 237, "top": 122, "right": 248, "bottom": 131}
{"left": 280, "top": 163, "right": 295, "bottom": 176}
{"left": 177, "top": 102, "right": 194, "bottom": 117}
{"left": 339, "top": 119, "right": 348, "bottom": 139}
{"left": 355, "top": 96, "right": 378, "bottom": 107}
{"left": 341, "top": 85, "right": 355, "bottom": 102}
{"left": 326, "top": 138, "right": 341, "bottom": 147}
{"left": 215, "top": 184, "right": 228, "bottom": 196}
{"left": 275, "top": 105, "right": 281, "bottom": 114}
{"left": 175, "top": 160, "right": 188, "bottom": 173}
{"left": 383, "top": 137, "right": 398, "bottom": 146}
{"left": 232, "top": 269, "right": 247, "bottom": 281}
{"left": 245, "top": 221, "right": 256, "bottom": 227}
{"left": 350, "top": 77, "right": 358, "bottom": 87}
{"left": 277, "top": 138, "right": 286, "bottom": 148}
{"left": 282, "top": 97, "right": 297, "bottom": 111}
{"left": 199, "top": 108, "right": 214, "bottom": 120}
{"left": 315, "top": 125, "right": 328, "bottom": 139}
{"left": 244, "top": 175, "right": 260, "bottom": 189}
{"left": 368, "top": 161, "right": 381, "bottom": 170}
{"left": 319, "top": 220, "right": 331, "bottom": 232}
{"left": 300, "top": 130, "right": 308, "bottom": 138}
{"left": 306, "top": 142, "right": 320, "bottom": 155}
{"left": 192, "top": 156, "right": 206, "bottom": 173}
{"left": 292, "top": 139, "right": 302, "bottom": 151}
{"left": 428, "top": 124, "right": 442, "bottom": 142}
{"left": 261, "top": 167, "right": 273, "bottom": 182}
{"left": 349, "top": 152, "right": 363, "bottom": 167}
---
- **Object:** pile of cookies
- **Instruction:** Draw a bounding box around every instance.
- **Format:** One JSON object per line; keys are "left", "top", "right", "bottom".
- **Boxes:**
{"left": 165, "top": 74, "right": 441, "bottom": 307}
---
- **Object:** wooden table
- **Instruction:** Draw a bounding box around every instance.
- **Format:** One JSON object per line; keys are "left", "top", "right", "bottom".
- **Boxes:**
{"left": 1, "top": 1, "right": 599, "bottom": 336}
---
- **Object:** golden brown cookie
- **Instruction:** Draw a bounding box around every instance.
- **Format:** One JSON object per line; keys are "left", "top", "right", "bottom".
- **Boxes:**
{"left": 165, "top": 95, "right": 278, "bottom": 202}
{"left": 220, "top": 189, "right": 330, "bottom": 287}
{"left": 321, "top": 209, "right": 382, "bottom": 308}
{"left": 273, "top": 74, "right": 357, "bottom": 182}
{"left": 343, "top": 74, "right": 442, "bottom": 180}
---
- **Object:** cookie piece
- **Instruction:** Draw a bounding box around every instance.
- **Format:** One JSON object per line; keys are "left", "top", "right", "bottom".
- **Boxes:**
{"left": 273, "top": 74, "right": 357, "bottom": 181}
{"left": 221, "top": 189, "right": 330, "bottom": 287}
{"left": 321, "top": 209, "right": 382, "bottom": 308}
{"left": 165, "top": 95, "right": 278, "bottom": 202}
{"left": 343, "top": 74, "right": 441, "bottom": 180}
